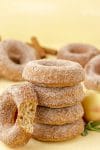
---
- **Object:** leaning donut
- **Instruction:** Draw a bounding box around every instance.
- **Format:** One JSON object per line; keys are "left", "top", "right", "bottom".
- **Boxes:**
{"left": 32, "top": 119, "right": 84, "bottom": 142}
{"left": 33, "top": 84, "right": 84, "bottom": 108}
{"left": 84, "top": 55, "right": 100, "bottom": 91}
{"left": 35, "top": 103, "right": 84, "bottom": 125}
{"left": 57, "top": 43, "right": 100, "bottom": 67}
{"left": 22, "top": 59, "right": 85, "bottom": 87}
{"left": 0, "top": 82, "right": 37, "bottom": 147}
{"left": 0, "top": 39, "right": 39, "bottom": 81}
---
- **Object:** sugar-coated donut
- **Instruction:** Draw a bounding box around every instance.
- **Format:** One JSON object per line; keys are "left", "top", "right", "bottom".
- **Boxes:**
{"left": 85, "top": 55, "right": 100, "bottom": 91}
{"left": 32, "top": 119, "right": 84, "bottom": 142}
{"left": 0, "top": 39, "right": 39, "bottom": 81}
{"left": 22, "top": 59, "right": 85, "bottom": 87}
{"left": 57, "top": 43, "right": 100, "bottom": 67}
{"left": 0, "top": 83, "right": 37, "bottom": 147}
{"left": 33, "top": 84, "right": 84, "bottom": 108}
{"left": 35, "top": 103, "right": 84, "bottom": 125}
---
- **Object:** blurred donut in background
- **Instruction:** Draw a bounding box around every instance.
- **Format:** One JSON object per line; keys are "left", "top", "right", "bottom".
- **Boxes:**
{"left": 84, "top": 55, "right": 100, "bottom": 91}
{"left": 0, "top": 39, "right": 39, "bottom": 81}
{"left": 57, "top": 43, "right": 100, "bottom": 67}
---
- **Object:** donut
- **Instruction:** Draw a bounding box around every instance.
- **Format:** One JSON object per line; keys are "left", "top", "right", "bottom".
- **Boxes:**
{"left": 0, "top": 83, "right": 37, "bottom": 147}
{"left": 0, "top": 39, "right": 39, "bottom": 81}
{"left": 22, "top": 59, "right": 85, "bottom": 87}
{"left": 32, "top": 119, "right": 84, "bottom": 142}
{"left": 35, "top": 103, "right": 84, "bottom": 125}
{"left": 57, "top": 43, "right": 100, "bottom": 67}
{"left": 33, "top": 84, "right": 84, "bottom": 108}
{"left": 84, "top": 55, "right": 100, "bottom": 91}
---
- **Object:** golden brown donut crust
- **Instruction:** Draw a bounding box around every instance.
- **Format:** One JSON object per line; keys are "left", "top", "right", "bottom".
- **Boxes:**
{"left": 85, "top": 55, "right": 100, "bottom": 91}
{"left": 33, "top": 83, "right": 84, "bottom": 108}
{"left": 0, "top": 125, "right": 31, "bottom": 148}
{"left": 57, "top": 43, "right": 100, "bottom": 67}
{"left": 0, "top": 39, "right": 39, "bottom": 81}
{"left": 0, "top": 82, "right": 37, "bottom": 147}
{"left": 32, "top": 119, "right": 84, "bottom": 142}
{"left": 22, "top": 59, "right": 85, "bottom": 87}
{"left": 35, "top": 103, "right": 84, "bottom": 125}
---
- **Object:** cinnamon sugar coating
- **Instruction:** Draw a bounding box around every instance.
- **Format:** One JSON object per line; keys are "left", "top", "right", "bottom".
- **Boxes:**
{"left": 58, "top": 43, "right": 100, "bottom": 67}
{"left": 85, "top": 55, "right": 100, "bottom": 91}
{"left": 32, "top": 119, "right": 84, "bottom": 142}
{"left": 33, "top": 83, "right": 84, "bottom": 108}
{"left": 35, "top": 103, "right": 84, "bottom": 125}
{"left": 22, "top": 59, "right": 85, "bottom": 87}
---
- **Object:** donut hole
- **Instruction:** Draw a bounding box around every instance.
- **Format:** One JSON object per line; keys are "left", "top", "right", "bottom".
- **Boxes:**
{"left": 6, "top": 47, "right": 22, "bottom": 64}
{"left": 38, "top": 60, "right": 70, "bottom": 67}
{"left": 8, "top": 50, "right": 21, "bottom": 64}
{"left": 9, "top": 54, "right": 21, "bottom": 64}
{"left": 95, "top": 63, "right": 100, "bottom": 75}
{"left": 70, "top": 46, "right": 88, "bottom": 54}
{"left": 1, "top": 94, "right": 18, "bottom": 125}
{"left": 13, "top": 109, "right": 18, "bottom": 123}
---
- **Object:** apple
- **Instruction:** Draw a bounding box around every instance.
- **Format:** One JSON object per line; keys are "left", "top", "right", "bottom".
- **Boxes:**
{"left": 83, "top": 90, "right": 100, "bottom": 121}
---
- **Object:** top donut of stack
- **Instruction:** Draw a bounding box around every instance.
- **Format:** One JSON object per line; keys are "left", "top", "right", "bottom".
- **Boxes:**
{"left": 22, "top": 59, "right": 85, "bottom": 88}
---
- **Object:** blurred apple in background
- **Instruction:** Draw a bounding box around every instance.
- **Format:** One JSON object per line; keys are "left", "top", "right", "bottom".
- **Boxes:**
{"left": 83, "top": 90, "right": 100, "bottom": 122}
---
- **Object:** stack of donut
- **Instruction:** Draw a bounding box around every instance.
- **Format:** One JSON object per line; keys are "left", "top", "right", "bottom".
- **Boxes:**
{"left": 22, "top": 59, "right": 85, "bottom": 142}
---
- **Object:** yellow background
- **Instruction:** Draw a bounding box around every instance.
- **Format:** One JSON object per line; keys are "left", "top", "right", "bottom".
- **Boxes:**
{"left": 0, "top": 0, "right": 100, "bottom": 48}
{"left": 0, "top": 0, "right": 100, "bottom": 150}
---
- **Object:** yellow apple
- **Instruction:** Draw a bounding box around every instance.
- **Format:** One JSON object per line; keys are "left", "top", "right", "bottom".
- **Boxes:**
{"left": 83, "top": 90, "right": 100, "bottom": 121}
